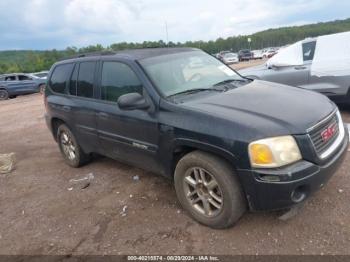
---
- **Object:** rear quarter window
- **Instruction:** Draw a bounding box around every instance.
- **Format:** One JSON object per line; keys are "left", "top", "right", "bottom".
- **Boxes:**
{"left": 49, "top": 63, "right": 74, "bottom": 94}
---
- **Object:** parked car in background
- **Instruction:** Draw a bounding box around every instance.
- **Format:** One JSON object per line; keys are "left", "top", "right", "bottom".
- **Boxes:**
{"left": 239, "top": 32, "right": 350, "bottom": 103}
{"left": 44, "top": 48, "right": 348, "bottom": 228}
{"left": 252, "top": 50, "right": 263, "bottom": 59}
{"left": 31, "top": 70, "right": 49, "bottom": 79}
{"left": 238, "top": 49, "right": 252, "bottom": 61}
{"left": 221, "top": 52, "right": 239, "bottom": 64}
{"left": 217, "top": 50, "right": 231, "bottom": 60}
{"left": 0, "top": 73, "right": 46, "bottom": 100}
{"left": 262, "top": 48, "right": 277, "bottom": 58}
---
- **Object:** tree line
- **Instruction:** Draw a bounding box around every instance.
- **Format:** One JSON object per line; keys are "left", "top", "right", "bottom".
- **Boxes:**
{"left": 1, "top": 18, "right": 350, "bottom": 74}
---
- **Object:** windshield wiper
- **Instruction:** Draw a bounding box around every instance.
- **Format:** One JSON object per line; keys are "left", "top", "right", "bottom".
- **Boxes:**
{"left": 213, "top": 79, "right": 246, "bottom": 86}
{"left": 167, "top": 88, "right": 223, "bottom": 98}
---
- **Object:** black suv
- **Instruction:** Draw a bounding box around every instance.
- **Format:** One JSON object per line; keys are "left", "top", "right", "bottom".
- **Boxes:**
{"left": 44, "top": 48, "right": 348, "bottom": 228}
{"left": 238, "top": 49, "right": 252, "bottom": 61}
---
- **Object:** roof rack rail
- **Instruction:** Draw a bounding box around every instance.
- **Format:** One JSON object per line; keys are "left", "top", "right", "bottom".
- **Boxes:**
{"left": 59, "top": 51, "right": 116, "bottom": 61}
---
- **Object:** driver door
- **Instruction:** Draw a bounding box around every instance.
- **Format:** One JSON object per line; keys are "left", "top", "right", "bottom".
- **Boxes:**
{"left": 95, "top": 60, "right": 160, "bottom": 172}
{"left": 17, "top": 75, "right": 38, "bottom": 93}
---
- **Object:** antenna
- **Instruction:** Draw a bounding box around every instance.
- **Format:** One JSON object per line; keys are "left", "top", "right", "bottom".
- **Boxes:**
{"left": 165, "top": 21, "right": 169, "bottom": 47}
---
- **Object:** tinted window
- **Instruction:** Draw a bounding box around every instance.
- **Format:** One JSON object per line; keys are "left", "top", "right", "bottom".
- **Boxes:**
{"left": 302, "top": 41, "right": 316, "bottom": 61}
{"left": 5, "top": 76, "right": 16, "bottom": 81}
{"left": 69, "top": 64, "right": 78, "bottom": 95}
{"left": 77, "top": 62, "right": 96, "bottom": 98}
{"left": 101, "top": 62, "right": 142, "bottom": 102}
{"left": 18, "top": 75, "right": 32, "bottom": 81}
{"left": 50, "top": 63, "right": 74, "bottom": 93}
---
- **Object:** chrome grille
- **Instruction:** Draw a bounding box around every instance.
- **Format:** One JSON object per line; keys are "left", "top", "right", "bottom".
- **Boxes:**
{"left": 308, "top": 112, "right": 340, "bottom": 156}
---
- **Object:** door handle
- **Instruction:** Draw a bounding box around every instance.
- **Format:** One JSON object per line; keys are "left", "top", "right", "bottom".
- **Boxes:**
{"left": 62, "top": 106, "right": 71, "bottom": 112}
{"left": 294, "top": 66, "right": 306, "bottom": 70}
{"left": 97, "top": 112, "right": 109, "bottom": 119}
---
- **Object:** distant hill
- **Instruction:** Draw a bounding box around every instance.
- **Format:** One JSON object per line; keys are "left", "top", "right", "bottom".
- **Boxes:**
{"left": 1, "top": 18, "right": 350, "bottom": 74}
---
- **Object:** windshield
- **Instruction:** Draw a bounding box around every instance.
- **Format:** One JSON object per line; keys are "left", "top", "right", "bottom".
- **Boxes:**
{"left": 28, "top": 74, "right": 40, "bottom": 79}
{"left": 139, "top": 50, "right": 244, "bottom": 97}
{"left": 224, "top": 53, "right": 237, "bottom": 58}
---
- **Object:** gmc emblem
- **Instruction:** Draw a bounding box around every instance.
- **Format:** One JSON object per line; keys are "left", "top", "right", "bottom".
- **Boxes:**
{"left": 321, "top": 123, "right": 337, "bottom": 142}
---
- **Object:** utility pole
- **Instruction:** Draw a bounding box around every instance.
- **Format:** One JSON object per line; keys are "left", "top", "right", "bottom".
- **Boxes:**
{"left": 165, "top": 22, "right": 169, "bottom": 47}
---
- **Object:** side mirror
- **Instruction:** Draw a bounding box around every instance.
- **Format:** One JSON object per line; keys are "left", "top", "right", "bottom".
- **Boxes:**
{"left": 117, "top": 93, "right": 149, "bottom": 110}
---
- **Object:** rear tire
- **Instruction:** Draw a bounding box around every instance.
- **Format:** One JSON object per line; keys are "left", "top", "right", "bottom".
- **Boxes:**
{"left": 57, "top": 124, "right": 91, "bottom": 167}
{"left": 0, "top": 89, "right": 9, "bottom": 100}
{"left": 39, "top": 84, "right": 46, "bottom": 94}
{"left": 174, "top": 151, "right": 246, "bottom": 229}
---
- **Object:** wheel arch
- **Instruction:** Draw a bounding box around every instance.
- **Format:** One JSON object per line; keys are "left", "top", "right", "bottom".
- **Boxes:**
{"left": 170, "top": 138, "right": 239, "bottom": 177}
{"left": 0, "top": 85, "right": 9, "bottom": 92}
{"left": 51, "top": 117, "right": 66, "bottom": 142}
{"left": 0, "top": 86, "right": 9, "bottom": 99}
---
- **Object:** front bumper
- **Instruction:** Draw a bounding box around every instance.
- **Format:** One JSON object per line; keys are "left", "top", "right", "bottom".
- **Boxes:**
{"left": 237, "top": 131, "right": 348, "bottom": 211}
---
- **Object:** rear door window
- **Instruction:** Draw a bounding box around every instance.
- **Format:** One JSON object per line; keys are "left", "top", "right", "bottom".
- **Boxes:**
{"left": 49, "top": 63, "right": 74, "bottom": 94}
{"left": 5, "top": 76, "right": 16, "bottom": 81}
{"left": 77, "top": 61, "right": 96, "bottom": 98}
{"left": 69, "top": 63, "right": 79, "bottom": 95}
{"left": 101, "top": 62, "right": 142, "bottom": 102}
{"left": 302, "top": 41, "right": 316, "bottom": 61}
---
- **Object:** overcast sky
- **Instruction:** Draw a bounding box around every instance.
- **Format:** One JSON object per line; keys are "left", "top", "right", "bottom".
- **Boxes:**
{"left": 0, "top": 0, "right": 349, "bottom": 50}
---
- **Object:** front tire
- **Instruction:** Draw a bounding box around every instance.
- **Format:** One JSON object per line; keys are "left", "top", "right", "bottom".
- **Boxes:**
{"left": 39, "top": 84, "right": 46, "bottom": 94}
{"left": 0, "top": 89, "right": 9, "bottom": 100}
{"left": 57, "top": 124, "right": 91, "bottom": 167}
{"left": 174, "top": 151, "right": 246, "bottom": 229}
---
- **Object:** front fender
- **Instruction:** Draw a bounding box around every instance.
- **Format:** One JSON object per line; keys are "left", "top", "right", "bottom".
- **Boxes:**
{"left": 172, "top": 138, "right": 239, "bottom": 168}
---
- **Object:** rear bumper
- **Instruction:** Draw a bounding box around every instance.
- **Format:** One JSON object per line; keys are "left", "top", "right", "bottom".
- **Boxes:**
{"left": 237, "top": 131, "right": 348, "bottom": 211}
{"left": 224, "top": 60, "right": 239, "bottom": 64}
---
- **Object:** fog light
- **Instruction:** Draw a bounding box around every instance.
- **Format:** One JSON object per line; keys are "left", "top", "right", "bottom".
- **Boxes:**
{"left": 291, "top": 186, "right": 307, "bottom": 203}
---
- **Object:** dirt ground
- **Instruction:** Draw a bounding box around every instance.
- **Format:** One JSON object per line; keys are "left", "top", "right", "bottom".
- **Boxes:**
{"left": 230, "top": 58, "right": 266, "bottom": 70}
{"left": 1, "top": 68, "right": 350, "bottom": 255}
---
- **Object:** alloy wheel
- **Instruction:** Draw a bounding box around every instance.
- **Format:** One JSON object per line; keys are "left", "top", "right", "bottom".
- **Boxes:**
{"left": 0, "top": 90, "right": 8, "bottom": 100}
{"left": 183, "top": 167, "right": 223, "bottom": 217}
{"left": 60, "top": 131, "right": 76, "bottom": 160}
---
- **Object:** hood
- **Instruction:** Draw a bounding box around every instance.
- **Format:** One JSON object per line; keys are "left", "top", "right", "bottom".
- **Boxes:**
{"left": 183, "top": 80, "right": 335, "bottom": 139}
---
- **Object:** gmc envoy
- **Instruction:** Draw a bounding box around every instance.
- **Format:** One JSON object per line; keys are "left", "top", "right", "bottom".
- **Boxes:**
{"left": 44, "top": 48, "right": 348, "bottom": 228}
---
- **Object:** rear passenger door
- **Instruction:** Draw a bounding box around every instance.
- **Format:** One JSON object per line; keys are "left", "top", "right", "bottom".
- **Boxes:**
{"left": 95, "top": 60, "right": 160, "bottom": 172}
{"left": 67, "top": 61, "right": 100, "bottom": 153}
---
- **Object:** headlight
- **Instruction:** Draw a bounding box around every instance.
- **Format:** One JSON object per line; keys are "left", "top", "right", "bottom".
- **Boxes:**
{"left": 248, "top": 136, "right": 302, "bottom": 168}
